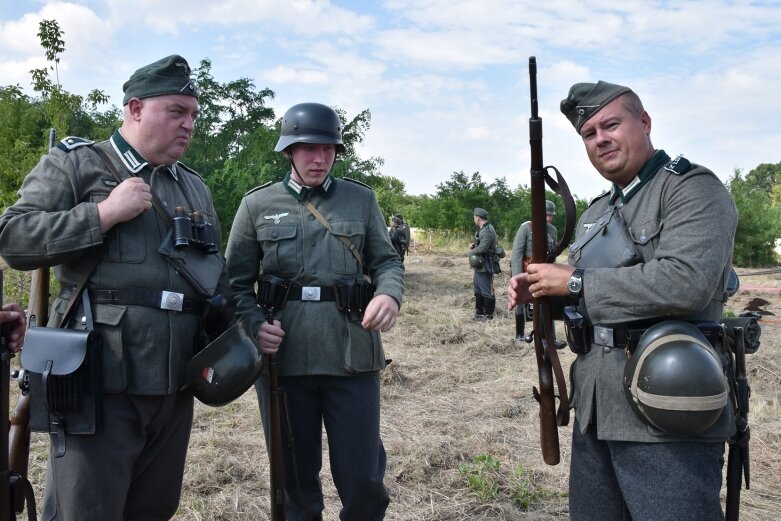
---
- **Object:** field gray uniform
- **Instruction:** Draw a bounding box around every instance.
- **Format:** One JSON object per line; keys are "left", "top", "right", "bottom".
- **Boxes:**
{"left": 226, "top": 173, "right": 404, "bottom": 520}
{"left": 470, "top": 221, "right": 497, "bottom": 314}
{"left": 511, "top": 220, "right": 557, "bottom": 324}
{"left": 0, "top": 131, "right": 228, "bottom": 520}
{"left": 566, "top": 150, "right": 737, "bottom": 521}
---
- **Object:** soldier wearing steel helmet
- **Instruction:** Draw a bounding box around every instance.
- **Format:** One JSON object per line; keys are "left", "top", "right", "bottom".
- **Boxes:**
{"left": 510, "top": 200, "right": 560, "bottom": 341}
{"left": 508, "top": 81, "right": 738, "bottom": 520}
{"left": 0, "top": 54, "right": 231, "bottom": 520}
{"left": 469, "top": 207, "right": 497, "bottom": 320}
{"left": 226, "top": 102, "right": 404, "bottom": 520}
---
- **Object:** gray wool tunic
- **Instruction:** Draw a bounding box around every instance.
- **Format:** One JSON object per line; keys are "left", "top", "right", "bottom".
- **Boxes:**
{"left": 568, "top": 150, "right": 738, "bottom": 443}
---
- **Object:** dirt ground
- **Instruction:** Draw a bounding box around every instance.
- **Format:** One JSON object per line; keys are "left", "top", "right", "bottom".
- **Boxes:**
{"left": 13, "top": 251, "right": 781, "bottom": 520}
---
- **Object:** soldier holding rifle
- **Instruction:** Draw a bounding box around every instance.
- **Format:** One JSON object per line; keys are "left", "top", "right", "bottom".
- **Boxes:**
{"left": 508, "top": 81, "right": 738, "bottom": 520}
{"left": 226, "top": 102, "right": 404, "bottom": 520}
{"left": 0, "top": 55, "right": 231, "bottom": 520}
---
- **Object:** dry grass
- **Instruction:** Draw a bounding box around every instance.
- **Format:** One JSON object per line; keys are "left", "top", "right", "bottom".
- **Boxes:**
{"left": 10, "top": 252, "right": 781, "bottom": 520}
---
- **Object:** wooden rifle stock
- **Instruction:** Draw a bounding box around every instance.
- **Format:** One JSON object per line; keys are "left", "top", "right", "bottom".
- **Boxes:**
{"left": 266, "top": 348, "right": 287, "bottom": 521}
{"left": 527, "top": 57, "right": 574, "bottom": 466}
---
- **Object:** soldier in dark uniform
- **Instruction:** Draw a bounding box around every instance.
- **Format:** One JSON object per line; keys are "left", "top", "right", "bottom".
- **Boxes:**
{"left": 508, "top": 81, "right": 737, "bottom": 520}
{"left": 0, "top": 55, "right": 230, "bottom": 520}
{"left": 389, "top": 216, "right": 406, "bottom": 261}
{"left": 469, "top": 207, "right": 497, "bottom": 320}
{"left": 394, "top": 213, "right": 411, "bottom": 259}
{"left": 225, "top": 102, "right": 404, "bottom": 520}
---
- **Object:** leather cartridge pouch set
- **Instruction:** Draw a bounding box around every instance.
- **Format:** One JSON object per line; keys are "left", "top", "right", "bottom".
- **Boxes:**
{"left": 563, "top": 205, "right": 643, "bottom": 354}
{"left": 22, "top": 289, "right": 102, "bottom": 457}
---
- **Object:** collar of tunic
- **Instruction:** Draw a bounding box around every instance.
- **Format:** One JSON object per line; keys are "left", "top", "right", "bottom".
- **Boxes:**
{"left": 283, "top": 173, "right": 335, "bottom": 200}
{"left": 110, "top": 129, "right": 179, "bottom": 180}
{"left": 609, "top": 149, "right": 671, "bottom": 205}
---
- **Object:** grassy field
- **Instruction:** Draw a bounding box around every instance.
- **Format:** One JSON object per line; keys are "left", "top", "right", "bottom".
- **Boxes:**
{"left": 7, "top": 249, "right": 781, "bottom": 520}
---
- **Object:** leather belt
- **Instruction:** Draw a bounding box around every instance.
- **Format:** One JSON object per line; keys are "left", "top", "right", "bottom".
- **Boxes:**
{"left": 590, "top": 325, "right": 648, "bottom": 353}
{"left": 285, "top": 285, "right": 338, "bottom": 302}
{"left": 59, "top": 287, "right": 205, "bottom": 315}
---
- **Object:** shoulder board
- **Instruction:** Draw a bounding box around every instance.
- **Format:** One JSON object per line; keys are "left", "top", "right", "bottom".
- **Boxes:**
{"left": 588, "top": 190, "right": 610, "bottom": 207}
{"left": 175, "top": 161, "right": 205, "bottom": 182}
{"left": 343, "top": 177, "right": 372, "bottom": 190}
{"left": 245, "top": 181, "right": 274, "bottom": 197}
{"left": 56, "top": 136, "right": 95, "bottom": 152}
{"left": 663, "top": 154, "right": 694, "bottom": 175}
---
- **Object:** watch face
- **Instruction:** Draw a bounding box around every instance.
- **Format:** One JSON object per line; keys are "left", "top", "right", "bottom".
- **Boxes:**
{"left": 568, "top": 275, "right": 582, "bottom": 293}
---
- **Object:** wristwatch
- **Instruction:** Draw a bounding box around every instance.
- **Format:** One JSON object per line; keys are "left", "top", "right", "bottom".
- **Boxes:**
{"left": 567, "top": 269, "right": 584, "bottom": 298}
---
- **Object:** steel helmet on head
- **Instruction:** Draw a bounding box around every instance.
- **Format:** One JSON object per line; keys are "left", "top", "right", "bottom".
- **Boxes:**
{"left": 275, "top": 102, "right": 345, "bottom": 153}
{"left": 545, "top": 200, "right": 556, "bottom": 215}
{"left": 623, "top": 320, "right": 729, "bottom": 436}
{"left": 184, "top": 320, "right": 263, "bottom": 406}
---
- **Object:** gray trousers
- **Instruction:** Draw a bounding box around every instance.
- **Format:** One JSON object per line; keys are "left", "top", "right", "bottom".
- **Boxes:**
{"left": 255, "top": 373, "right": 389, "bottom": 521}
{"left": 41, "top": 392, "right": 194, "bottom": 521}
{"left": 569, "top": 419, "right": 725, "bottom": 521}
{"left": 472, "top": 271, "right": 494, "bottom": 298}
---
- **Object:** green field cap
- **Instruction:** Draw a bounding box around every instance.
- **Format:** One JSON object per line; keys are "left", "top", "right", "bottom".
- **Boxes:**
{"left": 122, "top": 55, "right": 198, "bottom": 105}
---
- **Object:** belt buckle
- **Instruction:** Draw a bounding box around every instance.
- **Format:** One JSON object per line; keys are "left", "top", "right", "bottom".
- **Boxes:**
{"left": 593, "top": 325, "right": 614, "bottom": 348}
{"left": 301, "top": 286, "right": 321, "bottom": 301}
{"left": 160, "top": 290, "right": 185, "bottom": 312}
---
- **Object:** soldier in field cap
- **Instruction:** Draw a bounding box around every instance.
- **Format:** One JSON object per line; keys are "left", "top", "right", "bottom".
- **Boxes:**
{"left": 508, "top": 80, "right": 738, "bottom": 520}
{"left": 0, "top": 54, "right": 230, "bottom": 520}
{"left": 469, "top": 207, "right": 497, "bottom": 320}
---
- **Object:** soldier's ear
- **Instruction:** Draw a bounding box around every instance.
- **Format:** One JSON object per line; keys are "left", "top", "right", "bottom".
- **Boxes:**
{"left": 126, "top": 98, "right": 143, "bottom": 120}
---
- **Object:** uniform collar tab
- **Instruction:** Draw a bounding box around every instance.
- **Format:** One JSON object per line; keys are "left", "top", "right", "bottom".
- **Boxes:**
{"left": 110, "top": 130, "right": 148, "bottom": 174}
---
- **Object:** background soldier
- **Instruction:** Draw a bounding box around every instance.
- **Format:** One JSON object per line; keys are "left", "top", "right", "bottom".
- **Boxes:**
{"left": 389, "top": 216, "right": 406, "bottom": 261}
{"left": 508, "top": 80, "right": 737, "bottom": 520}
{"left": 394, "top": 213, "right": 411, "bottom": 259}
{"left": 226, "top": 102, "right": 404, "bottom": 520}
{"left": 0, "top": 55, "right": 230, "bottom": 520}
{"left": 469, "top": 207, "right": 497, "bottom": 321}
{"left": 510, "top": 200, "right": 566, "bottom": 348}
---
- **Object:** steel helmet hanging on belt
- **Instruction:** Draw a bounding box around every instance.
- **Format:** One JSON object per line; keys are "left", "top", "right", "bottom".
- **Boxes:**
{"left": 623, "top": 320, "right": 729, "bottom": 436}
{"left": 274, "top": 102, "right": 345, "bottom": 153}
{"left": 184, "top": 320, "right": 263, "bottom": 406}
{"left": 469, "top": 253, "right": 484, "bottom": 269}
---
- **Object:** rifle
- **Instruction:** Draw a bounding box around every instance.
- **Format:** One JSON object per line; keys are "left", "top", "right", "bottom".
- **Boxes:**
{"left": 726, "top": 325, "right": 751, "bottom": 521}
{"left": 257, "top": 275, "right": 292, "bottom": 521}
{"left": 527, "top": 57, "right": 576, "bottom": 465}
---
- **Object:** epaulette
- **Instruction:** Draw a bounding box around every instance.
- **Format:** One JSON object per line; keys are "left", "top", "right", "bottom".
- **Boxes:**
{"left": 176, "top": 161, "right": 205, "bottom": 182}
{"left": 56, "top": 136, "right": 95, "bottom": 152}
{"left": 663, "top": 154, "right": 694, "bottom": 175}
{"left": 343, "top": 177, "right": 372, "bottom": 190}
{"left": 245, "top": 181, "right": 274, "bottom": 196}
{"left": 588, "top": 190, "right": 610, "bottom": 207}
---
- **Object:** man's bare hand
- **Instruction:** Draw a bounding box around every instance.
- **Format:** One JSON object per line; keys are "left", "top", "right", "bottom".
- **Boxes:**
{"left": 97, "top": 177, "right": 152, "bottom": 233}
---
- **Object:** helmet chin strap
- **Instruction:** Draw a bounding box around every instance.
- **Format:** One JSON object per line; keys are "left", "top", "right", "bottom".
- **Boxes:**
{"left": 286, "top": 151, "right": 308, "bottom": 187}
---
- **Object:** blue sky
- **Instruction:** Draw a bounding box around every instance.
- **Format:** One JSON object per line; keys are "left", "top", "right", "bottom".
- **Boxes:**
{"left": 2, "top": 0, "right": 780, "bottom": 200}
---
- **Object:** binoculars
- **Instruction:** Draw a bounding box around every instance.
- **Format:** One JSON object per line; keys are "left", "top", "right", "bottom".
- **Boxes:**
{"left": 173, "top": 206, "right": 218, "bottom": 253}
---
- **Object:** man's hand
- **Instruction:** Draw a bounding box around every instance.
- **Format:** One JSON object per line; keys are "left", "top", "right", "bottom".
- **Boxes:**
{"left": 256, "top": 319, "right": 285, "bottom": 355}
{"left": 97, "top": 177, "right": 153, "bottom": 233}
{"left": 525, "top": 262, "right": 576, "bottom": 299}
{"left": 507, "top": 272, "right": 533, "bottom": 310}
{"left": 1, "top": 303, "right": 27, "bottom": 353}
{"left": 361, "top": 294, "right": 400, "bottom": 333}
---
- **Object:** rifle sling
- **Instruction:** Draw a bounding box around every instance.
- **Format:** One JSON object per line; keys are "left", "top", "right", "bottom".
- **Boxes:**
{"left": 301, "top": 200, "right": 366, "bottom": 270}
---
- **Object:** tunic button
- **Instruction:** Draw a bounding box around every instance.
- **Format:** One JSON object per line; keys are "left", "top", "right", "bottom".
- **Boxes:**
{"left": 312, "top": 270, "right": 317, "bottom": 275}
{"left": 311, "top": 242, "right": 316, "bottom": 247}
{"left": 309, "top": 215, "right": 315, "bottom": 220}
{"left": 272, "top": 232, "right": 278, "bottom": 239}
{"left": 603, "top": 346, "right": 611, "bottom": 354}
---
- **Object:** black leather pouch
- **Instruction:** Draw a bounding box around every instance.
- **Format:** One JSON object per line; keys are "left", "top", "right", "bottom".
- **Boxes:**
{"left": 21, "top": 291, "right": 103, "bottom": 457}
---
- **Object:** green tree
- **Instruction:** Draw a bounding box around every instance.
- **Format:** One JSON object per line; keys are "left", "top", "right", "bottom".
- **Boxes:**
{"left": 729, "top": 168, "right": 781, "bottom": 266}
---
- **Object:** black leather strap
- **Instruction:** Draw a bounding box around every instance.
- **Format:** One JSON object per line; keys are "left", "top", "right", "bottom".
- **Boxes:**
{"left": 59, "top": 287, "right": 205, "bottom": 315}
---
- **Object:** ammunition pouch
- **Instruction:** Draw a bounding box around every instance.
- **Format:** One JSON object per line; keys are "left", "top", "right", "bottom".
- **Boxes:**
{"left": 335, "top": 279, "right": 375, "bottom": 315}
{"left": 569, "top": 205, "right": 642, "bottom": 269}
{"left": 22, "top": 293, "right": 102, "bottom": 458}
